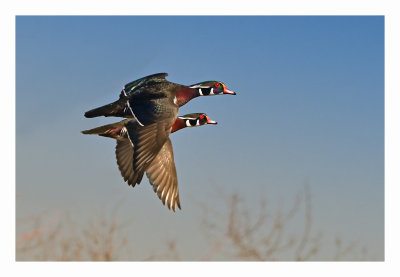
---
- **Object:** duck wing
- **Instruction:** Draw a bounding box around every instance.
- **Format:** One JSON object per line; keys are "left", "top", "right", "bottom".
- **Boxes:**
{"left": 115, "top": 135, "right": 180, "bottom": 211}
{"left": 122, "top": 73, "right": 168, "bottom": 95}
{"left": 84, "top": 73, "right": 170, "bottom": 119}
{"left": 146, "top": 138, "right": 180, "bottom": 211}
{"left": 81, "top": 119, "right": 130, "bottom": 138}
{"left": 115, "top": 136, "right": 137, "bottom": 187}
{"left": 124, "top": 116, "right": 176, "bottom": 185}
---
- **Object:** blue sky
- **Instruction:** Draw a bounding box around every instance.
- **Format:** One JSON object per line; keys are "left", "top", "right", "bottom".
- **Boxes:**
{"left": 16, "top": 16, "right": 384, "bottom": 260}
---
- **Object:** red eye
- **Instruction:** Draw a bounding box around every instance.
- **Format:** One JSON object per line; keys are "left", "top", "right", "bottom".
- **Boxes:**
{"left": 199, "top": 114, "right": 205, "bottom": 119}
{"left": 215, "top": 83, "right": 220, "bottom": 87}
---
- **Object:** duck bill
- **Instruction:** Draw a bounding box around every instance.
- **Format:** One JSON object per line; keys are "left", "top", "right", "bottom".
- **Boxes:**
{"left": 206, "top": 117, "right": 218, "bottom": 125}
{"left": 223, "top": 87, "right": 236, "bottom": 95}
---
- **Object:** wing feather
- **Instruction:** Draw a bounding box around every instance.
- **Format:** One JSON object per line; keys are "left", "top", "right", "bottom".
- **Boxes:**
{"left": 114, "top": 119, "right": 181, "bottom": 211}
{"left": 126, "top": 119, "right": 174, "bottom": 185}
{"left": 146, "top": 138, "right": 180, "bottom": 211}
{"left": 115, "top": 138, "right": 137, "bottom": 187}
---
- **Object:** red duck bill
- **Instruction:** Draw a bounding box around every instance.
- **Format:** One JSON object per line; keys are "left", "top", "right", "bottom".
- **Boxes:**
{"left": 206, "top": 116, "right": 218, "bottom": 124}
{"left": 222, "top": 83, "right": 236, "bottom": 95}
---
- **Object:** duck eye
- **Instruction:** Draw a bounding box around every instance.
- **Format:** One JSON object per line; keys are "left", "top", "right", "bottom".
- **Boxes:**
{"left": 199, "top": 114, "right": 205, "bottom": 119}
{"left": 215, "top": 83, "right": 220, "bottom": 87}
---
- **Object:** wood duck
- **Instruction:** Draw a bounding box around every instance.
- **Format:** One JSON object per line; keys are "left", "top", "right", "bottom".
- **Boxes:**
{"left": 84, "top": 73, "right": 235, "bottom": 190}
{"left": 82, "top": 113, "right": 217, "bottom": 211}
{"left": 84, "top": 73, "right": 236, "bottom": 123}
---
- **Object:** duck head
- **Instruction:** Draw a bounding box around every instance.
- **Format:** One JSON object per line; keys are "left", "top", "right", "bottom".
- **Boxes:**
{"left": 181, "top": 113, "right": 218, "bottom": 127}
{"left": 189, "top": 81, "right": 236, "bottom": 96}
{"left": 171, "top": 113, "right": 217, "bottom": 133}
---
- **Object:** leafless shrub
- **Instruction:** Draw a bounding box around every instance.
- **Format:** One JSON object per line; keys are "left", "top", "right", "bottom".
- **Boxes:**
{"left": 16, "top": 204, "right": 132, "bottom": 261}
{"left": 144, "top": 239, "right": 181, "bottom": 261}
{"left": 16, "top": 186, "right": 373, "bottom": 261}
{"left": 197, "top": 185, "right": 369, "bottom": 261}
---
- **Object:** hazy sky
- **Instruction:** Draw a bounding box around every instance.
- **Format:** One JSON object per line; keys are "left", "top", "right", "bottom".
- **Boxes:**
{"left": 16, "top": 16, "right": 384, "bottom": 260}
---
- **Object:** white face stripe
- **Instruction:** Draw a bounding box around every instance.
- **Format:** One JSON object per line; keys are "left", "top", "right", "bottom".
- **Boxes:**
{"left": 173, "top": 96, "right": 178, "bottom": 105}
{"left": 189, "top": 85, "right": 216, "bottom": 96}
{"left": 183, "top": 118, "right": 202, "bottom": 127}
{"left": 189, "top": 85, "right": 212, "bottom": 88}
{"left": 178, "top": 116, "right": 196, "bottom": 120}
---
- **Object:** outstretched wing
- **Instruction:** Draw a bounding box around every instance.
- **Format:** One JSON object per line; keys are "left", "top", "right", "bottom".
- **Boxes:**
{"left": 115, "top": 136, "right": 181, "bottom": 211}
{"left": 122, "top": 73, "right": 168, "bottom": 95}
{"left": 124, "top": 74, "right": 178, "bottom": 126}
{"left": 125, "top": 117, "right": 175, "bottom": 185}
{"left": 85, "top": 73, "right": 169, "bottom": 119}
{"left": 81, "top": 119, "right": 131, "bottom": 138}
{"left": 129, "top": 97, "right": 177, "bottom": 126}
{"left": 146, "top": 138, "right": 180, "bottom": 211}
{"left": 115, "top": 137, "right": 137, "bottom": 187}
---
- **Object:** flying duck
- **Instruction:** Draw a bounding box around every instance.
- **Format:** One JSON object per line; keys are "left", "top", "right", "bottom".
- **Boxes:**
{"left": 82, "top": 113, "right": 217, "bottom": 211}
{"left": 84, "top": 73, "right": 235, "bottom": 188}
{"left": 84, "top": 73, "right": 236, "bottom": 122}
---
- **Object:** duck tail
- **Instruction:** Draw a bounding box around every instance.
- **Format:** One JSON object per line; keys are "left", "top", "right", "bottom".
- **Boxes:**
{"left": 84, "top": 99, "right": 126, "bottom": 118}
{"left": 81, "top": 120, "right": 129, "bottom": 139}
